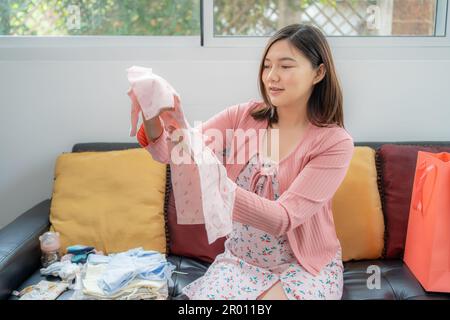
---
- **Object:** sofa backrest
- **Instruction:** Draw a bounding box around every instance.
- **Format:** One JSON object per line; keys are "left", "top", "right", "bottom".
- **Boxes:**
{"left": 72, "top": 141, "right": 450, "bottom": 261}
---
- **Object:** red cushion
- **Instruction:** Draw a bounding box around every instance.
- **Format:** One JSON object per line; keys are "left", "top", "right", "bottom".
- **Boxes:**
{"left": 377, "top": 144, "right": 450, "bottom": 258}
{"left": 166, "top": 188, "right": 226, "bottom": 263}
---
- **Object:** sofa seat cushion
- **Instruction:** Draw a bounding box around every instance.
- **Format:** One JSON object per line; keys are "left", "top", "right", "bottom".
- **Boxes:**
{"left": 172, "top": 257, "right": 450, "bottom": 300}
{"left": 50, "top": 148, "right": 168, "bottom": 255}
{"left": 342, "top": 259, "right": 450, "bottom": 300}
{"left": 167, "top": 255, "right": 211, "bottom": 300}
{"left": 11, "top": 258, "right": 450, "bottom": 300}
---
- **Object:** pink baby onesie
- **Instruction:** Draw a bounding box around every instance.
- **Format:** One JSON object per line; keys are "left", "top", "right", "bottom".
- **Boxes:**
{"left": 126, "top": 66, "right": 235, "bottom": 244}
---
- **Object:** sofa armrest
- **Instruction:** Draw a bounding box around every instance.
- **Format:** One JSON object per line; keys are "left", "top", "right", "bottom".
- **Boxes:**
{"left": 0, "top": 199, "right": 51, "bottom": 300}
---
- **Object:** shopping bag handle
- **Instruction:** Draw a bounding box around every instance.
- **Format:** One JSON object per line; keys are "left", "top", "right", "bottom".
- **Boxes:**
{"left": 412, "top": 162, "right": 437, "bottom": 215}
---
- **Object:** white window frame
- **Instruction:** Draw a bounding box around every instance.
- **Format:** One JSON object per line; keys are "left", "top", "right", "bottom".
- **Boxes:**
{"left": 0, "top": 0, "right": 448, "bottom": 61}
{"left": 0, "top": 35, "right": 199, "bottom": 48}
{"left": 203, "top": 0, "right": 450, "bottom": 48}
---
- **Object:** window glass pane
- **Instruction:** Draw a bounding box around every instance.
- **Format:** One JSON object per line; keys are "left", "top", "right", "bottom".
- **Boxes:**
{"left": 0, "top": 0, "right": 200, "bottom": 36}
{"left": 213, "top": 0, "right": 440, "bottom": 36}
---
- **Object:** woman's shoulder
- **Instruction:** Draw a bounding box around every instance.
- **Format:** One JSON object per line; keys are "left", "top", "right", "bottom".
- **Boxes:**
{"left": 312, "top": 122, "right": 353, "bottom": 141}
{"left": 229, "top": 99, "right": 265, "bottom": 114}
{"left": 308, "top": 123, "right": 354, "bottom": 155}
{"left": 225, "top": 99, "right": 265, "bottom": 128}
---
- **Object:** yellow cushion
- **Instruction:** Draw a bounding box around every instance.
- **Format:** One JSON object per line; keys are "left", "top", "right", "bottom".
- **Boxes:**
{"left": 332, "top": 146, "right": 385, "bottom": 261}
{"left": 50, "top": 148, "right": 167, "bottom": 255}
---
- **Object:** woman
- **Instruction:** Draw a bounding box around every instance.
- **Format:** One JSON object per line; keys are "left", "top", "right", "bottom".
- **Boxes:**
{"left": 137, "top": 23, "right": 354, "bottom": 300}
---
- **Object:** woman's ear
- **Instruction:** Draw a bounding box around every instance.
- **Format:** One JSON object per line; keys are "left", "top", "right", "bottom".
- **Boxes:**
{"left": 313, "top": 63, "right": 326, "bottom": 85}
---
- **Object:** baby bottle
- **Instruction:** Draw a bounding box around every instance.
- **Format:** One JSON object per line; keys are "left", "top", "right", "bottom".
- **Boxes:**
{"left": 39, "top": 231, "right": 61, "bottom": 268}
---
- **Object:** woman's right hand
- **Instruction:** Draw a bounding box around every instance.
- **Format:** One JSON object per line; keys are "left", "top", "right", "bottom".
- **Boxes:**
{"left": 141, "top": 95, "right": 182, "bottom": 142}
{"left": 141, "top": 112, "right": 164, "bottom": 142}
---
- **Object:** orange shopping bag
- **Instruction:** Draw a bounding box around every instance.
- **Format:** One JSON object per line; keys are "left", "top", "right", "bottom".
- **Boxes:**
{"left": 403, "top": 151, "right": 450, "bottom": 293}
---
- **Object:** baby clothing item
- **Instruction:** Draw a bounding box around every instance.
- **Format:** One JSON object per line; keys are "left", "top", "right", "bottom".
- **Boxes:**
{"left": 66, "top": 245, "right": 96, "bottom": 264}
{"left": 16, "top": 281, "right": 69, "bottom": 300}
{"left": 182, "top": 152, "right": 344, "bottom": 300}
{"left": 86, "top": 247, "right": 175, "bottom": 295}
{"left": 126, "top": 66, "right": 236, "bottom": 244}
{"left": 40, "top": 260, "right": 81, "bottom": 282}
{"left": 82, "top": 263, "right": 168, "bottom": 300}
{"left": 127, "top": 66, "right": 186, "bottom": 136}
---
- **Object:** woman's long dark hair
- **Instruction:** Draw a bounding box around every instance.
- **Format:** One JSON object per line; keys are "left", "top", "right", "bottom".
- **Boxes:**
{"left": 252, "top": 23, "right": 345, "bottom": 129}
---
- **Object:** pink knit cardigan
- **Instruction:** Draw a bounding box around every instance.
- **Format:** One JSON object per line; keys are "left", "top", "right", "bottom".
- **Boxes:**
{"left": 138, "top": 100, "right": 354, "bottom": 276}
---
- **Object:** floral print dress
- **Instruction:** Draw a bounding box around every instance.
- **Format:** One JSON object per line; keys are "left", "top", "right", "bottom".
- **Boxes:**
{"left": 182, "top": 152, "right": 344, "bottom": 300}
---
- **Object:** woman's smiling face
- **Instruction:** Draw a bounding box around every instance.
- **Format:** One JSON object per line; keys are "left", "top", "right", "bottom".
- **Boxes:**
{"left": 262, "top": 39, "right": 319, "bottom": 109}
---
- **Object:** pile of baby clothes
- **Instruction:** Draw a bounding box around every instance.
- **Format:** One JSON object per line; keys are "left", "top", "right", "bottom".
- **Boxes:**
{"left": 80, "top": 248, "right": 176, "bottom": 300}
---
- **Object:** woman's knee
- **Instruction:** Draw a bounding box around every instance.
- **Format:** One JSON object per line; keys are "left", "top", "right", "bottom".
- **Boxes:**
{"left": 257, "top": 281, "right": 288, "bottom": 300}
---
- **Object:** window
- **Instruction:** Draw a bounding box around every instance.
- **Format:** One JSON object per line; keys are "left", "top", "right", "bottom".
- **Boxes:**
{"left": 0, "top": 0, "right": 200, "bottom": 36}
{"left": 212, "top": 0, "right": 445, "bottom": 37}
{"left": 204, "top": 0, "right": 449, "bottom": 47}
{"left": 0, "top": 0, "right": 448, "bottom": 51}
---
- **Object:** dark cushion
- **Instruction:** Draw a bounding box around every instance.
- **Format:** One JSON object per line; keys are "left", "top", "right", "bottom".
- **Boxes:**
{"left": 166, "top": 167, "right": 226, "bottom": 263}
{"left": 377, "top": 144, "right": 450, "bottom": 259}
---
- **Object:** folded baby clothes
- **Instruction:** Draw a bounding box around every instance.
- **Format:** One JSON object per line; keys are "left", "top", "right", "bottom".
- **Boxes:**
{"left": 86, "top": 247, "right": 175, "bottom": 296}
{"left": 126, "top": 66, "right": 236, "bottom": 244}
{"left": 82, "top": 263, "right": 168, "bottom": 300}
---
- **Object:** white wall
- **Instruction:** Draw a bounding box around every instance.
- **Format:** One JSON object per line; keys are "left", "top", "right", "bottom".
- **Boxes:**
{"left": 1, "top": 44, "right": 450, "bottom": 228}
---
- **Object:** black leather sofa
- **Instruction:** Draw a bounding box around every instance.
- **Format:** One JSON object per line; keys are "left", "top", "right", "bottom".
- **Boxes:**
{"left": 2, "top": 142, "right": 450, "bottom": 300}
